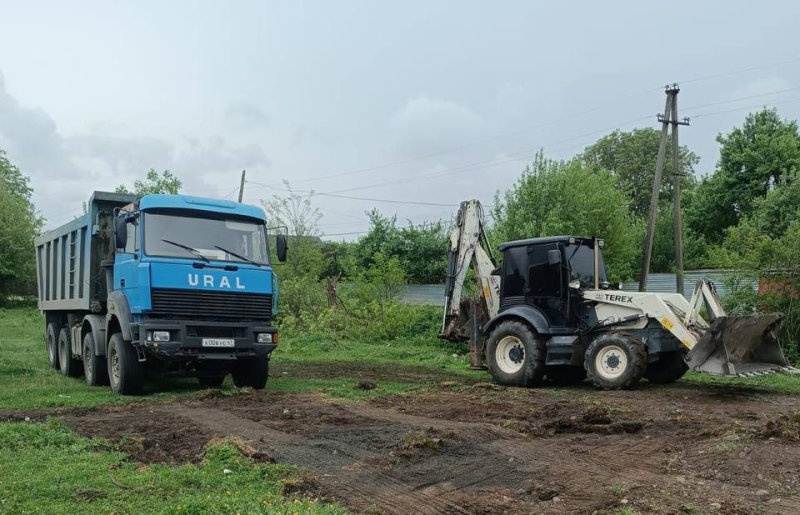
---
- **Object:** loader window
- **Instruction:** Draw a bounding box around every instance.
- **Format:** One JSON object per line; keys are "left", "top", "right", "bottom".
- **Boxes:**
{"left": 566, "top": 242, "right": 606, "bottom": 287}
{"left": 501, "top": 246, "right": 527, "bottom": 298}
{"left": 528, "top": 245, "right": 561, "bottom": 298}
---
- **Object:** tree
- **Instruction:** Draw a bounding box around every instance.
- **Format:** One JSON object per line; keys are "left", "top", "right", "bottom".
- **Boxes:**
{"left": 0, "top": 150, "right": 42, "bottom": 302}
{"left": 493, "top": 152, "right": 639, "bottom": 280}
{"left": 115, "top": 169, "right": 181, "bottom": 195}
{"left": 261, "top": 182, "right": 324, "bottom": 280}
{"left": 686, "top": 109, "right": 800, "bottom": 242}
{"left": 582, "top": 128, "right": 699, "bottom": 217}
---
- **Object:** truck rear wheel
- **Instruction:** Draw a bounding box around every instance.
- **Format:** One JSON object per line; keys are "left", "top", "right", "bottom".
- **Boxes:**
{"left": 107, "top": 333, "right": 143, "bottom": 395}
{"left": 485, "top": 320, "right": 546, "bottom": 387}
{"left": 83, "top": 332, "right": 109, "bottom": 386}
{"left": 585, "top": 333, "right": 646, "bottom": 390}
{"left": 232, "top": 358, "right": 269, "bottom": 389}
{"left": 58, "top": 327, "right": 82, "bottom": 377}
{"left": 46, "top": 323, "right": 59, "bottom": 370}
{"left": 645, "top": 351, "right": 689, "bottom": 384}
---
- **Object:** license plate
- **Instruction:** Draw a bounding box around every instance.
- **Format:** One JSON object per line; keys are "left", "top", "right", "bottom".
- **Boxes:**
{"left": 202, "top": 338, "right": 235, "bottom": 348}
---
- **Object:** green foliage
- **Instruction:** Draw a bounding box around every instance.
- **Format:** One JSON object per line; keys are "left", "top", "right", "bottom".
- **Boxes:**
{"left": 492, "top": 152, "right": 639, "bottom": 280}
{"left": 349, "top": 209, "right": 448, "bottom": 284}
{"left": 686, "top": 109, "right": 800, "bottom": 242}
{"left": 582, "top": 128, "right": 699, "bottom": 217}
{"left": 115, "top": 168, "right": 182, "bottom": 195}
{"left": 0, "top": 420, "right": 344, "bottom": 514}
{"left": 0, "top": 150, "right": 42, "bottom": 303}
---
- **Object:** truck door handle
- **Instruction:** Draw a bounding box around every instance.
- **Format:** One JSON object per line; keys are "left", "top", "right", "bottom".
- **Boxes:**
{"left": 120, "top": 279, "right": 126, "bottom": 287}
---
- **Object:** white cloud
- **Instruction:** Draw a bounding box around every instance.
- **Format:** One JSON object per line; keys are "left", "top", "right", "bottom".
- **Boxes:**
{"left": 0, "top": 70, "right": 272, "bottom": 229}
{"left": 391, "top": 96, "right": 483, "bottom": 155}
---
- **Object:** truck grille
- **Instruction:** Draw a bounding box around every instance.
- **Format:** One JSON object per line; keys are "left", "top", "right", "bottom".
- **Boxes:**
{"left": 149, "top": 288, "right": 272, "bottom": 321}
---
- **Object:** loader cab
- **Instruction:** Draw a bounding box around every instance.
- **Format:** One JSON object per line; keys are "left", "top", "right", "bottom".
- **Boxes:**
{"left": 498, "top": 236, "right": 607, "bottom": 327}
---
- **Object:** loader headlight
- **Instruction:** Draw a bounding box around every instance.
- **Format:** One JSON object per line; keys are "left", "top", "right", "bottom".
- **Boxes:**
{"left": 257, "top": 333, "right": 273, "bottom": 343}
{"left": 153, "top": 331, "right": 171, "bottom": 342}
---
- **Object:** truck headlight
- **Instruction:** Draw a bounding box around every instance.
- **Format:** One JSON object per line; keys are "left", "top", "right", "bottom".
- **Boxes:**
{"left": 153, "top": 331, "right": 171, "bottom": 342}
{"left": 257, "top": 333, "right": 273, "bottom": 343}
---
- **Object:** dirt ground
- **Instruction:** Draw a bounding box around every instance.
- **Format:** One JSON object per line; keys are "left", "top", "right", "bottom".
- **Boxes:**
{"left": 6, "top": 376, "right": 800, "bottom": 515}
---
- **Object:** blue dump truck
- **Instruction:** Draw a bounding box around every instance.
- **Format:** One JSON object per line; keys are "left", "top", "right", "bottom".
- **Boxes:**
{"left": 34, "top": 191, "right": 287, "bottom": 395}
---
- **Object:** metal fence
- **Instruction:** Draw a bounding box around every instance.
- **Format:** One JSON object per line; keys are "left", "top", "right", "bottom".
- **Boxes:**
{"left": 621, "top": 269, "right": 758, "bottom": 301}
{"left": 402, "top": 270, "right": 758, "bottom": 307}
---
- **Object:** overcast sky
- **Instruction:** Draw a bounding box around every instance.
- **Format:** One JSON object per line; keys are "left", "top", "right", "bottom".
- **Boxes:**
{"left": 2, "top": 0, "right": 800, "bottom": 237}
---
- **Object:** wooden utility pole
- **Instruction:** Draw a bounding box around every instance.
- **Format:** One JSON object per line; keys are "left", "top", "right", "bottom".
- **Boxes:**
{"left": 237, "top": 170, "right": 246, "bottom": 202}
{"left": 639, "top": 84, "right": 689, "bottom": 292}
{"left": 668, "top": 89, "right": 690, "bottom": 295}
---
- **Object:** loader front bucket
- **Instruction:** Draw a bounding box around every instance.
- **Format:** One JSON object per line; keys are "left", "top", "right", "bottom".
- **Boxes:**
{"left": 686, "top": 314, "right": 791, "bottom": 377}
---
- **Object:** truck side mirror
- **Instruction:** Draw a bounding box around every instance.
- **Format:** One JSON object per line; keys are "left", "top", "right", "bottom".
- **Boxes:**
{"left": 276, "top": 234, "right": 287, "bottom": 262}
{"left": 548, "top": 249, "right": 560, "bottom": 266}
{"left": 115, "top": 217, "right": 127, "bottom": 249}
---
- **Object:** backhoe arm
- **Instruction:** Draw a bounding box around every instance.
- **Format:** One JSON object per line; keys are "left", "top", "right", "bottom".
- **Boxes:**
{"left": 440, "top": 200, "right": 500, "bottom": 341}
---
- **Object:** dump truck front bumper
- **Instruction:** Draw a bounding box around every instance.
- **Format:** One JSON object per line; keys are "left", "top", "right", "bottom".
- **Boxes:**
{"left": 133, "top": 320, "right": 277, "bottom": 361}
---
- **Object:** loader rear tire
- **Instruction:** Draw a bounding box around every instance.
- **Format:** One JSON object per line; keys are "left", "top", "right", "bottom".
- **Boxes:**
{"left": 107, "top": 333, "right": 144, "bottom": 395}
{"left": 46, "top": 323, "right": 59, "bottom": 370}
{"left": 585, "top": 333, "right": 646, "bottom": 390}
{"left": 485, "top": 320, "right": 546, "bottom": 387}
{"left": 645, "top": 351, "right": 689, "bottom": 384}
{"left": 58, "top": 327, "right": 82, "bottom": 378}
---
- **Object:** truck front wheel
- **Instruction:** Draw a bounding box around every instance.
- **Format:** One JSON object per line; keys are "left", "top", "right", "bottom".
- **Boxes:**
{"left": 232, "top": 358, "right": 269, "bottom": 389}
{"left": 107, "top": 333, "right": 143, "bottom": 395}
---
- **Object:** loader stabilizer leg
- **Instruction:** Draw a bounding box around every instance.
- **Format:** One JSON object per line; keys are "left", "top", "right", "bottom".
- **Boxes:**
{"left": 686, "top": 314, "right": 791, "bottom": 376}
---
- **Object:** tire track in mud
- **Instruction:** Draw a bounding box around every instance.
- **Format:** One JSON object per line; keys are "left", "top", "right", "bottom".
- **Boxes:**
{"left": 167, "top": 404, "right": 497, "bottom": 514}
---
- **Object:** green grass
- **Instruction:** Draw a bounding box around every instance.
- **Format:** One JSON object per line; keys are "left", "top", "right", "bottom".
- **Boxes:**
{"left": 0, "top": 307, "right": 483, "bottom": 410}
{"left": 0, "top": 419, "right": 344, "bottom": 514}
{"left": 684, "top": 370, "right": 800, "bottom": 393}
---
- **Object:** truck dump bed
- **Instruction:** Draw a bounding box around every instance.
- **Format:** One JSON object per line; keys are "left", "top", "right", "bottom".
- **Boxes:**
{"left": 34, "top": 191, "right": 136, "bottom": 312}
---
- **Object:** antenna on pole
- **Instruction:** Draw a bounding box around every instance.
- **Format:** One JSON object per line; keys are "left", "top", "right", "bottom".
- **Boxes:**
{"left": 237, "top": 170, "right": 246, "bottom": 202}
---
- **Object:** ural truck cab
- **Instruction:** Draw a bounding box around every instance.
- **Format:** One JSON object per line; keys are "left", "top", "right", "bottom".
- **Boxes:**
{"left": 35, "top": 191, "right": 287, "bottom": 395}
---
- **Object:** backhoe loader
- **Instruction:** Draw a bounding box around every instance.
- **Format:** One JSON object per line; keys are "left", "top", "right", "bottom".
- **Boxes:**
{"left": 440, "top": 200, "right": 795, "bottom": 390}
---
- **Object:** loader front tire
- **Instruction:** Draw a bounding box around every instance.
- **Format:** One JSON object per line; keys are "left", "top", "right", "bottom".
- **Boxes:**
{"left": 645, "top": 351, "right": 688, "bottom": 384}
{"left": 107, "top": 333, "right": 144, "bottom": 395}
{"left": 585, "top": 333, "right": 646, "bottom": 390}
{"left": 485, "top": 320, "right": 546, "bottom": 387}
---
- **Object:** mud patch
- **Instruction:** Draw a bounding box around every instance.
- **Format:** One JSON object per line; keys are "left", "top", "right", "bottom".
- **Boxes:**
{"left": 64, "top": 407, "right": 214, "bottom": 464}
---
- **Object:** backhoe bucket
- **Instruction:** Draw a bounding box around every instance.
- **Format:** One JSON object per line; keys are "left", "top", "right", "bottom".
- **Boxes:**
{"left": 686, "top": 314, "right": 791, "bottom": 376}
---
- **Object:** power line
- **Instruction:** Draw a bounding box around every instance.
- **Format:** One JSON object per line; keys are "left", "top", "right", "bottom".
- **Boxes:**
{"left": 678, "top": 56, "right": 800, "bottom": 85}
{"left": 689, "top": 96, "right": 800, "bottom": 119}
{"left": 246, "top": 179, "right": 459, "bottom": 207}
{"left": 249, "top": 56, "right": 800, "bottom": 190}
{"left": 682, "top": 86, "right": 800, "bottom": 112}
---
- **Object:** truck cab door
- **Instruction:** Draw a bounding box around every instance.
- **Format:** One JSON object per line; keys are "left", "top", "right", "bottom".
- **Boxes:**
{"left": 526, "top": 243, "right": 568, "bottom": 327}
{"left": 113, "top": 213, "right": 143, "bottom": 309}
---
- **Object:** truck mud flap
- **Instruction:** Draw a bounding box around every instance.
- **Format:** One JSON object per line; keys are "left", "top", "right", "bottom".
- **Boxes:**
{"left": 686, "top": 314, "right": 795, "bottom": 376}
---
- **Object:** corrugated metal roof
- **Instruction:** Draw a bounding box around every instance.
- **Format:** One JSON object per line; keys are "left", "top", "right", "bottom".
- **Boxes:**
{"left": 621, "top": 270, "right": 758, "bottom": 300}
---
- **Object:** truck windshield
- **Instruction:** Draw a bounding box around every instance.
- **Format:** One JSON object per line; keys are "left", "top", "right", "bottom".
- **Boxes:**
{"left": 143, "top": 212, "right": 269, "bottom": 265}
{"left": 566, "top": 242, "right": 607, "bottom": 287}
